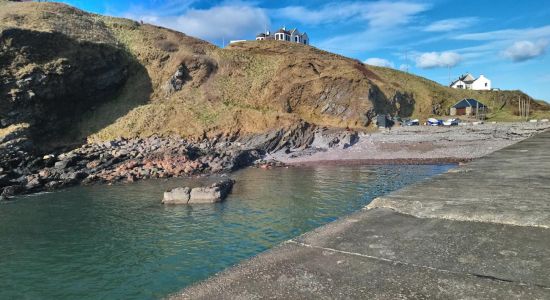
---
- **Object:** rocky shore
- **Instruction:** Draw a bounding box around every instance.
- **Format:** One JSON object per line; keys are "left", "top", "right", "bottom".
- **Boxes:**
{"left": 2, "top": 121, "right": 547, "bottom": 201}
{"left": 270, "top": 122, "right": 550, "bottom": 164}
{"left": 0, "top": 121, "right": 358, "bottom": 200}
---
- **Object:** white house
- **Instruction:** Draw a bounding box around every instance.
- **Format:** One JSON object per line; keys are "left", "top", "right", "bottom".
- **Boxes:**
{"left": 256, "top": 27, "right": 309, "bottom": 45}
{"left": 450, "top": 73, "right": 491, "bottom": 91}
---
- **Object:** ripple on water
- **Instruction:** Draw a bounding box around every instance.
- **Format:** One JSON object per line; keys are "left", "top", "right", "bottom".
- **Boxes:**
{"left": 0, "top": 164, "right": 454, "bottom": 299}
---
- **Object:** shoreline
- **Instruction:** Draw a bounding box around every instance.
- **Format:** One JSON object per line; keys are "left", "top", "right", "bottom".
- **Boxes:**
{"left": 288, "top": 157, "right": 468, "bottom": 166}
{"left": 169, "top": 127, "right": 550, "bottom": 300}
{"left": 268, "top": 122, "right": 550, "bottom": 165}
{"left": 1, "top": 122, "right": 548, "bottom": 200}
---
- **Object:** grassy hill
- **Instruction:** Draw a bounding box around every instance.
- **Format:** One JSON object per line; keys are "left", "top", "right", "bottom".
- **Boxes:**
{"left": 1, "top": 1, "right": 548, "bottom": 150}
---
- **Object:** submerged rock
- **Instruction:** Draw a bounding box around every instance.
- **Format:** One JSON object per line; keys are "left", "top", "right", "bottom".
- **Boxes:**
{"left": 162, "top": 179, "right": 235, "bottom": 204}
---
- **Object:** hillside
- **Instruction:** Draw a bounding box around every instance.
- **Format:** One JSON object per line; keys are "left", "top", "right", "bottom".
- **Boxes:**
{"left": 1, "top": 1, "right": 549, "bottom": 151}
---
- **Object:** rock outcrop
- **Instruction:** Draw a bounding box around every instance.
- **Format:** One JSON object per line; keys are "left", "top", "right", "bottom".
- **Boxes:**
{"left": 0, "top": 27, "right": 131, "bottom": 147}
{"left": 0, "top": 121, "right": 361, "bottom": 199}
{"left": 162, "top": 179, "right": 235, "bottom": 204}
{"left": 238, "top": 121, "right": 359, "bottom": 153}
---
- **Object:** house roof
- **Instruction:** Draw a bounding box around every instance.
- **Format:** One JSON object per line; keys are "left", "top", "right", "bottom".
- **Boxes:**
{"left": 276, "top": 28, "right": 290, "bottom": 34}
{"left": 289, "top": 28, "right": 300, "bottom": 35}
{"left": 459, "top": 73, "right": 475, "bottom": 83}
{"left": 256, "top": 33, "right": 266, "bottom": 37}
{"left": 452, "top": 98, "right": 487, "bottom": 109}
{"left": 450, "top": 79, "right": 464, "bottom": 87}
{"left": 450, "top": 73, "right": 477, "bottom": 87}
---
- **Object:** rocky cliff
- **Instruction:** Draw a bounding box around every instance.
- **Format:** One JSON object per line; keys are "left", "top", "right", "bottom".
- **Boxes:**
{"left": 1, "top": 1, "right": 549, "bottom": 198}
{"left": 1, "top": 2, "right": 549, "bottom": 151}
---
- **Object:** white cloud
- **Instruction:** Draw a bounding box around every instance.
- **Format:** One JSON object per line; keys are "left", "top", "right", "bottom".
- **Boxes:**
{"left": 503, "top": 40, "right": 548, "bottom": 62}
{"left": 424, "top": 17, "right": 478, "bottom": 32}
{"left": 275, "top": 3, "right": 361, "bottom": 25}
{"left": 363, "top": 1, "right": 429, "bottom": 28}
{"left": 415, "top": 51, "right": 462, "bottom": 69}
{"left": 276, "top": 1, "right": 429, "bottom": 28}
{"left": 313, "top": 1, "right": 430, "bottom": 55}
{"left": 364, "top": 58, "right": 395, "bottom": 68}
{"left": 173, "top": 6, "right": 269, "bottom": 40}
{"left": 455, "top": 25, "right": 550, "bottom": 41}
{"left": 119, "top": 0, "right": 196, "bottom": 20}
{"left": 123, "top": 4, "right": 269, "bottom": 41}
{"left": 399, "top": 64, "right": 410, "bottom": 71}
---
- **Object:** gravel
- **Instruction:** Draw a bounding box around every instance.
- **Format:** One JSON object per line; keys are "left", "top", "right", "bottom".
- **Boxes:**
{"left": 270, "top": 122, "right": 550, "bottom": 164}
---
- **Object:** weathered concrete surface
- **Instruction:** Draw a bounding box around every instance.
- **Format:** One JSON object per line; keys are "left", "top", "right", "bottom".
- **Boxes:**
{"left": 368, "top": 130, "right": 550, "bottom": 228}
{"left": 173, "top": 241, "right": 549, "bottom": 300}
{"left": 295, "top": 209, "right": 550, "bottom": 287}
{"left": 171, "top": 129, "right": 550, "bottom": 299}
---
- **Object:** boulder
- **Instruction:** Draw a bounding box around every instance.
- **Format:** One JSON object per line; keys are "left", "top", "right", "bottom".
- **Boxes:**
{"left": 162, "top": 187, "right": 191, "bottom": 204}
{"left": 0, "top": 174, "right": 10, "bottom": 187}
{"left": 60, "top": 171, "right": 87, "bottom": 181}
{"left": 162, "top": 179, "right": 235, "bottom": 205}
{"left": 189, "top": 179, "right": 235, "bottom": 204}
{"left": 1, "top": 185, "right": 24, "bottom": 199}
{"left": 25, "top": 177, "right": 42, "bottom": 190}
{"left": 45, "top": 181, "right": 62, "bottom": 190}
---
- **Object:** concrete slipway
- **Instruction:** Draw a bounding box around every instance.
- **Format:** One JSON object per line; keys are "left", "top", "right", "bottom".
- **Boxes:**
{"left": 171, "top": 130, "right": 550, "bottom": 299}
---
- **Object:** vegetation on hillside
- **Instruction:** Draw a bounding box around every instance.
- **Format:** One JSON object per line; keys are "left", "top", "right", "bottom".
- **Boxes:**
{"left": 1, "top": 1, "right": 548, "bottom": 149}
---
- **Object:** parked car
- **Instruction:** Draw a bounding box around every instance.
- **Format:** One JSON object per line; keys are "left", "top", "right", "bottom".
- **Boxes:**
{"left": 443, "top": 118, "right": 460, "bottom": 126}
{"left": 427, "top": 118, "right": 443, "bottom": 126}
{"left": 403, "top": 119, "right": 420, "bottom": 126}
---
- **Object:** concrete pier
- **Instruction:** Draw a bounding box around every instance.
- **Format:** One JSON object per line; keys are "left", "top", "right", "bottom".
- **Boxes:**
{"left": 171, "top": 130, "right": 550, "bottom": 299}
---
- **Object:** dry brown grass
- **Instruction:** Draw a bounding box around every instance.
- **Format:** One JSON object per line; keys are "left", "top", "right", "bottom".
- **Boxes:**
{"left": 0, "top": 123, "right": 28, "bottom": 139}
{"left": 2, "top": 2, "right": 548, "bottom": 145}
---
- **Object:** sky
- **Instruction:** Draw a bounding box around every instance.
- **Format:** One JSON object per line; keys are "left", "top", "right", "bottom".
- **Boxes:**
{"left": 59, "top": 0, "right": 550, "bottom": 101}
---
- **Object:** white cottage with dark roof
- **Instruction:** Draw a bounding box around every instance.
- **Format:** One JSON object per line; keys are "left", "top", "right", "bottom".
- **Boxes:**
{"left": 450, "top": 73, "right": 491, "bottom": 91}
{"left": 256, "top": 27, "right": 309, "bottom": 45}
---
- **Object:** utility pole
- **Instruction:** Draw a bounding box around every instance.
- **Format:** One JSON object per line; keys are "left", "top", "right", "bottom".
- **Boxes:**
{"left": 518, "top": 96, "right": 523, "bottom": 119}
{"left": 404, "top": 51, "right": 409, "bottom": 74}
{"left": 518, "top": 96, "right": 531, "bottom": 121}
{"left": 526, "top": 98, "right": 530, "bottom": 121}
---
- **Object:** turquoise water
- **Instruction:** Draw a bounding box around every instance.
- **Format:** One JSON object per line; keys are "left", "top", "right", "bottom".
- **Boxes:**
{"left": 0, "top": 164, "right": 454, "bottom": 299}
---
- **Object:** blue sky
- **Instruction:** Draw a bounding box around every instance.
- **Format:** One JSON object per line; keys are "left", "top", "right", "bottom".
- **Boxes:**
{"left": 59, "top": 0, "right": 550, "bottom": 101}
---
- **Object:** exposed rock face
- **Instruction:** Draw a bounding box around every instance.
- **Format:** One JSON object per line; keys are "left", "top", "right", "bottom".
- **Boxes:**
{"left": 239, "top": 121, "right": 359, "bottom": 153}
{"left": 163, "top": 56, "right": 217, "bottom": 94}
{"left": 162, "top": 179, "right": 235, "bottom": 204}
{"left": 0, "top": 28, "right": 130, "bottom": 147}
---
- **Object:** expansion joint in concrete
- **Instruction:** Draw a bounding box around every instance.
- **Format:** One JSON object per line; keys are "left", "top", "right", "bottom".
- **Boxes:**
{"left": 286, "top": 240, "right": 550, "bottom": 290}
{"left": 363, "top": 207, "right": 550, "bottom": 229}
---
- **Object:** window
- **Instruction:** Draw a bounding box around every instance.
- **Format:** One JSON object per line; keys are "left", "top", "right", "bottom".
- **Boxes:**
{"left": 485, "top": 82, "right": 488, "bottom": 87}
{"left": 295, "top": 36, "right": 299, "bottom": 42}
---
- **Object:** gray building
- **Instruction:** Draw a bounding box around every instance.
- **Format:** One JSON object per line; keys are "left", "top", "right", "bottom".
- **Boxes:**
{"left": 256, "top": 27, "right": 309, "bottom": 45}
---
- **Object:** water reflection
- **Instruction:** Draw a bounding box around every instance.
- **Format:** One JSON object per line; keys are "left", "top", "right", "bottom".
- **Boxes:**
{"left": 0, "top": 164, "right": 454, "bottom": 299}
